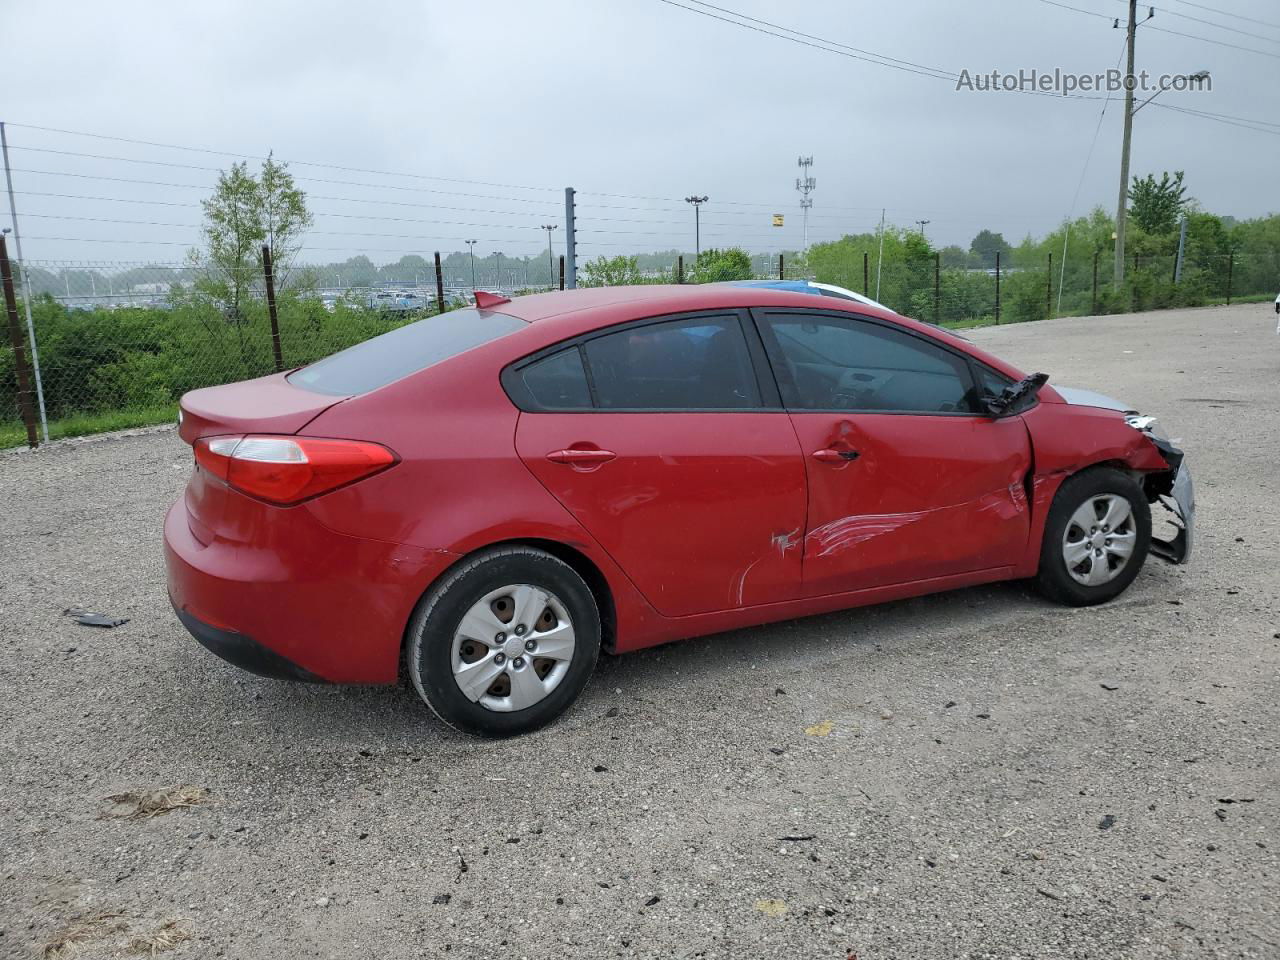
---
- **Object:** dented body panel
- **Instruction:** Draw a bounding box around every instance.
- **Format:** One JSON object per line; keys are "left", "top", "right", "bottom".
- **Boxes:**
{"left": 787, "top": 412, "right": 1032, "bottom": 595}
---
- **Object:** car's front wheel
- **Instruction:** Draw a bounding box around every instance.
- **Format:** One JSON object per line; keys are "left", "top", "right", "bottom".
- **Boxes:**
{"left": 1035, "top": 467, "right": 1152, "bottom": 606}
{"left": 406, "top": 546, "right": 600, "bottom": 737}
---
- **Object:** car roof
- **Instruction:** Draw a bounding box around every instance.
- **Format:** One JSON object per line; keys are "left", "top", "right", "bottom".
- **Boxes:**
{"left": 483, "top": 285, "right": 1021, "bottom": 379}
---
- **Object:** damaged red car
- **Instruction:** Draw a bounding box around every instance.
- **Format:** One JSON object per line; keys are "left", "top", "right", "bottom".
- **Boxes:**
{"left": 165, "top": 285, "right": 1193, "bottom": 736}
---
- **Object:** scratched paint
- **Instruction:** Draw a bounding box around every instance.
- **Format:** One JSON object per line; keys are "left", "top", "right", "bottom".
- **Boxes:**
{"left": 731, "top": 557, "right": 763, "bottom": 607}
{"left": 805, "top": 510, "right": 933, "bottom": 558}
{"left": 806, "top": 483, "right": 1029, "bottom": 559}
{"left": 770, "top": 527, "right": 801, "bottom": 556}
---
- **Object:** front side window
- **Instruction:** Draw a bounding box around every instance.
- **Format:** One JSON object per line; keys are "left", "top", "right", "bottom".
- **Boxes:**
{"left": 583, "top": 315, "right": 761, "bottom": 410}
{"left": 764, "top": 313, "right": 975, "bottom": 413}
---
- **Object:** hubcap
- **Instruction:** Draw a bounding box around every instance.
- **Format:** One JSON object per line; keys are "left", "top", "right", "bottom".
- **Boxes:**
{"left": 451, "top": 584, "right": 575, "bottom": 712}
{"left": 1062, "top": 494, "right": 1137, "bottom": 586}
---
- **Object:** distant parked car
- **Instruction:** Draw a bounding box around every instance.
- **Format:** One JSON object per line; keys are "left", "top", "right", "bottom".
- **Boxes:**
{"left": 166, "top": 285, "right": 1193, "bottom": 737}
{"left": 727, "top": 279, "right": 894, "bottom": 314}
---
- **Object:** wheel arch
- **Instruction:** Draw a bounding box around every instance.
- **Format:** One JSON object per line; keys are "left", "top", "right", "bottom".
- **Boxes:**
{"left": 398, "top": 537, "right": 619, "bottom": 677}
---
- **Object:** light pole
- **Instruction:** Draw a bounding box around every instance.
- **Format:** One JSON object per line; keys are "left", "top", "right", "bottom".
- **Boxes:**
{"left": 914, "top": 219, "right": 931, "bottom": 240}
{"left": 685, "top": 195, "right": 708, "bottom": 260}
{"left": 541, "top": 224, "right": 558, "bottom": 290}
{"left": 492, "top": 251, "right": 503, "bottom": 292}
{"left": 465, "top": 239, "right": 477, "bottom": 293}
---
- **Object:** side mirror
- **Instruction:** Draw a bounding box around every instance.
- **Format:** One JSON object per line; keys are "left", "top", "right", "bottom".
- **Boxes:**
{"left": 985, "top": 372, "right": 1048, "bottom": 417}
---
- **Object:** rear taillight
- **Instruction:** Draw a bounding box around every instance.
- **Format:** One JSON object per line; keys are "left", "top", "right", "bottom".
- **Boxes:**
{"left": 193, "top": 435, "right": 397, "bottom": 505}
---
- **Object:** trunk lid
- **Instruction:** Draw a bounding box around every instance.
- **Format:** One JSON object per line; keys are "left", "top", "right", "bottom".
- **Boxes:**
{"left": 176, "top": 373, "right": 349, "bottom": 545}
{"left": 178, "top": 372, "right": 348, "bottom": 443}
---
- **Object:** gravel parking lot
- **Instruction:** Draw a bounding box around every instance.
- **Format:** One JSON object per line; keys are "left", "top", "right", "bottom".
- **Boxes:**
{"left": 1, "top": 303, "right": 1277, "bottom": 960}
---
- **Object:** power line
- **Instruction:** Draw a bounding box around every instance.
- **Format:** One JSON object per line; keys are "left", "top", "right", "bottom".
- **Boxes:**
{"left": 1034, "top": 0, "right": 1280, "bottom": 57}
{"left": 1148, "top": 102, "right": 1280, "bottom": 129}
{"left": 669, "top": 0, "right": 959, "bottom": 79}
{"left": 1114, "top": 0, "right": 1280, "bottom": 42}
{"left": 4, "top": 146, "right": 565, "bottom": 206}
{"left": 1145, "top": 21, "right": 1280, "bottom": 57}
{"left": 1149, "top": 101, "right": 1280, "bottom": 134}
{"left": 1168, "top": 0, "right": 1280, "bottom": 31}
{"left": 2, "top": 122, "right": 560, "bottom": 193}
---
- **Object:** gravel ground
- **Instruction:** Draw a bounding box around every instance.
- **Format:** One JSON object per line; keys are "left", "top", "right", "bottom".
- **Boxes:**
{"left": 1, "top": 303, "right": 1277, "bottom": 960}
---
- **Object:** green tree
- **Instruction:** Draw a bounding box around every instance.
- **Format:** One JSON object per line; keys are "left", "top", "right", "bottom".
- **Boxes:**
{"left": 969, "top": 229, "right": 1012, "bottom": 269}
{"left": 580, "top": 255, "right": 648, "bottom": 287}
{"left": 690, "top": 247, "right": 752, "bottom": 283}
{"left": 1128, "top": 171, "right": 1187, "bottom": 235}
{"left": 188, "top": 158, "right": 312, "bottom": 319}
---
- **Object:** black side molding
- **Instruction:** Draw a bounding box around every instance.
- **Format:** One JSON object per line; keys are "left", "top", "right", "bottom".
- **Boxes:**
{"left": 174, "top": 604, "right": 326, "bottom": 684}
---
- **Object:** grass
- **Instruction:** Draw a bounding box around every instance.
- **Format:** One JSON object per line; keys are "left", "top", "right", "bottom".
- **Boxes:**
{"left": 101, "top": 785, "right": 209, "bottom": 820}
{"left": 41, "top": 912, "right": 129, "bottom": 959}
{"left": 1, "top": 404, "right": 177, "bottom": 450}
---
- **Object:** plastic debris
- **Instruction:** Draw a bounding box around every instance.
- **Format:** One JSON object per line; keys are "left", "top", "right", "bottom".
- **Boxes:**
{"left": 64, "top": 606, "right": 129, "bottom": 628}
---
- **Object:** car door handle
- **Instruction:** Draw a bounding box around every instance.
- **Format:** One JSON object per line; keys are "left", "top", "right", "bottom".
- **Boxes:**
{"left": 812, "top": 448, "right": 861, "bottom": 464}
{"left": 546, "top": 448, "right": 617, "bottom": 466}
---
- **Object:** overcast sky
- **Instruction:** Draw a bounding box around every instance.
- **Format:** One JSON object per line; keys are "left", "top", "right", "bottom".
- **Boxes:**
{"left": 3, "top": 0, "right": 1277, "bottom": 265}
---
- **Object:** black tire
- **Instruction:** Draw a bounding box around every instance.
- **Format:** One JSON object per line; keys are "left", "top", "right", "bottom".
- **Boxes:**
{"left": 1035, "top": 467, "right": 1152, "bottom": 607}
{"left": 406, "top": 546, "right": 600, "bottom": 737}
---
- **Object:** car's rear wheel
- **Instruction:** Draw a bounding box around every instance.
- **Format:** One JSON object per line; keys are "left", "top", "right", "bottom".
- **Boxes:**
{"left": 406, "top": 546, "right": 600, "bottom": 737}
{"left": 1035, "top": 467, "right": 1151, "bottom": 606}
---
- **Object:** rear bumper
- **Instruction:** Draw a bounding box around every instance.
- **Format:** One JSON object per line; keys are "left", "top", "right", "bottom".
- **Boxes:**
{"left": 172, "top": 602, "right": 325, "bottom": 683}
{"left": 164, "top": 499, "right": 459, "bottom": 684}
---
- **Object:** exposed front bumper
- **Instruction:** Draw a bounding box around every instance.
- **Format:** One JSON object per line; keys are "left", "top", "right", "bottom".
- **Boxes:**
{"left": 1150, "top": 459, "right": 1194, "bottom": 564}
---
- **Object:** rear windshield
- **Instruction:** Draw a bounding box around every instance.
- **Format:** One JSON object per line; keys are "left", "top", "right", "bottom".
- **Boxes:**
{"left": 289, "top": 308, "right": 525, "bottom": 396}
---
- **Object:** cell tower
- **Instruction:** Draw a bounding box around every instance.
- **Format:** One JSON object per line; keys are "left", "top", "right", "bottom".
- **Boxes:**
{"left": 796, "top": 156, "right": 815, "bottom": 252}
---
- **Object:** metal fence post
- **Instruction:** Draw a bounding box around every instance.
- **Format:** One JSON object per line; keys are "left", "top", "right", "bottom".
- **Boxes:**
{"left": 1, "top": 121, "right": 48, "bottom": 440}
{"left": 677, "top": 255, "right": 684, "bottom": 284}
{"left": 1046, "top": 251, "right": 1053, "bottom": 319}
{"left": 995, "top": 251, "right": 1001, "bottom": 324}
{"left": 862, "top": 251, "right": 869, "bottom": 294}
{"left": 1092, "top": 251, "right": 1100, "bottom": 314}
{"left": 434, "top": 251, "right": 445, "bottom": 314}
{"left": 778, "top": 253, "right": 784, "bottom": 280}
{"left": 933, "top": 252, "right": 940, "bottom": 326}
{"left": 1, "top": 233, "right": 38, "bottom": 446}
{"left": 261, "top": 245, "right": 283, "bottom": 372}
{"left": 559, "top": 255, "right": 565, "bottom": 291}
{"left": 1226, "top": 251, "right": 1233, "bottom": 304}
{"left": 563, "top": 187, "right": 577, "bottom": 289}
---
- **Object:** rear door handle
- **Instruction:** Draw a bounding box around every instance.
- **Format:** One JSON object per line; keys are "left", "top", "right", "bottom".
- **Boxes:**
{"left": 812, "top": 448, "right": 861, "bottom": 464}
{"left": 546, "top": 448, "right": 617, "bottom": 467}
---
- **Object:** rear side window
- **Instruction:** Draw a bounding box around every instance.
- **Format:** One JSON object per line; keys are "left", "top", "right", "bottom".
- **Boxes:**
{"left": 521, "top": 348, "right": 591, "bottom": 409}
{"left": 289, "top": 308, "right": 525, "bottom": 396}
{"left": 583, "top": 315, "right": 760, "bottom": 410}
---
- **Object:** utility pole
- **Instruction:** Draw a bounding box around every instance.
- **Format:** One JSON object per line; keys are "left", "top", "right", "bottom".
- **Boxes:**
{"left": 796, "top": 156, "right": 815, "bottom": 252}
{"left": 465, "top": 239, "right": 478, "bottom": 293}
{"left": 685, "top": 195, "right": 708, "bottom": 260}
{"left": 493, "top": 252, "right": 503, "bottom": 292}
{"left": 1114, "top": 0, "right": 1138, "bottom": 286}
{"left": 541, "top": 224, "right": 558, "bottom": 291}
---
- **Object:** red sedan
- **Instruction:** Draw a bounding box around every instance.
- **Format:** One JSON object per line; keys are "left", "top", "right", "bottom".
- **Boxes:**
{"left": 165, "top": 285, "right": 1193, "bottom": 737}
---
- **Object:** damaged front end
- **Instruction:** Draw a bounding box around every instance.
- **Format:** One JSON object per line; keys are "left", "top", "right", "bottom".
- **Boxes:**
{"left": 1126, "top": 414, "right": 1195, "bottom": 564}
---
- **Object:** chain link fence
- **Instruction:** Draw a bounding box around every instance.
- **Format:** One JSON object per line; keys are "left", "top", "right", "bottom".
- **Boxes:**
{"left": 3, "top": 246, "right": 1277, "bottom": 448}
